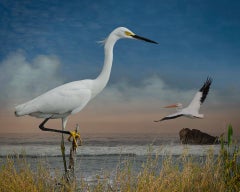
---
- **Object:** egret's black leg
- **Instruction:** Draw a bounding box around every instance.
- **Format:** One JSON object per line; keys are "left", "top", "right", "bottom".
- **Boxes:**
{"left": 39, "top": 118, "right": 69, "bottom": 174}
{"left": 61, "top": 132, "right": 68, "bottom": 174}
{"left": 39, "top": 118, "right": 70, "bottom": 135}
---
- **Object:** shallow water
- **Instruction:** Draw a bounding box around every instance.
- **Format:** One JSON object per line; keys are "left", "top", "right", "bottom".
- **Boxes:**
{"left": 0, "top": 132, "right": 221, "bottom": 183}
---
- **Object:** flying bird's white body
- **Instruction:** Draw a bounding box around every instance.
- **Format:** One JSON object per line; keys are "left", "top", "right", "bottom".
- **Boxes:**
{"left": 154, "top": 78, "right": 212, "bottom": 122}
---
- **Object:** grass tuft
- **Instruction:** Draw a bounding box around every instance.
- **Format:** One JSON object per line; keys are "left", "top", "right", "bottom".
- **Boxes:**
{"left": 0, "top": 155, "right": 77, "bottom": 192}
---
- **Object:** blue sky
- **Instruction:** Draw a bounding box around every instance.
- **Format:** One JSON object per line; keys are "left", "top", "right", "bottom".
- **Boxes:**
{"left": 0, "top": 0, "right": 239, "bottom": 134}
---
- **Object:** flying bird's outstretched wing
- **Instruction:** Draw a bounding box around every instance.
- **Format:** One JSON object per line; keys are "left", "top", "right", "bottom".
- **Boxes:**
{"left": 154, "top": 112, "right": 183, "bottom": 122}
{"left": 187, "top": 77, "right": 212, "bottom": 112}
{"left": 199, "top": 77, "right": 212, "bottom": 104}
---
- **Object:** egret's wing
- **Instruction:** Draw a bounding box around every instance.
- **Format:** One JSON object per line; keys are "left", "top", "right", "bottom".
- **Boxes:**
{"left": 41, "top": 87, "right": 92, "bottom": 115}
{"left": 154, "top": 112, "right": 183, "bottom": 122}
{"left": 187, "top": 77, "right": 212, "bottom": 112}
{"left": 15, "top": 81, "right": 92, "bottom": 116}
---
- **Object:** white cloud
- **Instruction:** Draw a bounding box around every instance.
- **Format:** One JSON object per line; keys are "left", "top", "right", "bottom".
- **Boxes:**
{"left": 91, "top": 75, "right": 196, "bottom": 113}
{"left": 0, "top": 51, "right": 234, "bottom": 114}
{"left": 0, "top": 51, "right": 65, "bottom": 108}
{"left": 92, "top": 75, "right": 239, "bottom": 115}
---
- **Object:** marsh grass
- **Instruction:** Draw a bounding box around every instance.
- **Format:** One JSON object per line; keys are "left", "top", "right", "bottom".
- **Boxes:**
{"left": 0, "top": 156, "right": 51, "bottom": 192}
{"left": 89, "top": 147, "right": 239, "bottom": 192}
{"left": 0, "top": 139, "right": 239, "bottom": 191}
{"left": 0, "top": 155, "right": 76, "bottom": 192}
{"left": 0, "top": 149, "right": 239, "bottom": 192}
{"left": 107, "top": 152, "right": 225, "bottom": 192}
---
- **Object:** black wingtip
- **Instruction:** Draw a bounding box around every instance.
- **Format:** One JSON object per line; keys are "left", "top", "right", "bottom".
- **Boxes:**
{"left": 199, "top": 77, "right": 212, "bottom": 103}
{"left": 154, "top": 114, "right": 183, "bottom": 122}
{"left": 199, "top": 77, "right": 212, "bottom": 91}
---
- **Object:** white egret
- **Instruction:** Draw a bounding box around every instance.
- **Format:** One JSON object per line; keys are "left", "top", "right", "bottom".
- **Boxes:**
{"left": 15, "top": 27, "right": 157, "bottom": 171}
{"left": 154, "top": 77, "right": 212, "bottom": 122}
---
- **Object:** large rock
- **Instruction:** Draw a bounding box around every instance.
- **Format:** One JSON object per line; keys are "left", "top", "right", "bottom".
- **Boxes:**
{"left": 179, "top": 128, "right": 219, "bottom": 144}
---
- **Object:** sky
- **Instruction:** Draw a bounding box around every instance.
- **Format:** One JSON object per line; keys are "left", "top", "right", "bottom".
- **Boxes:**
{"left": 0, "top": 0, "right": 240, "bottom": 137}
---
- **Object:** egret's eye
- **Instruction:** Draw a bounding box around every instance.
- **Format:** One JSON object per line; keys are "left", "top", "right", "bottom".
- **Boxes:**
{"left": 125, "top": 31, "right": 133, "bottom": 36}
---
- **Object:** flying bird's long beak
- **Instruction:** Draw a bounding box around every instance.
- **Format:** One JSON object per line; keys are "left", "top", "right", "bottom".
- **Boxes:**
{"left": 163, "top": 104, "right": 178, "bottom": 108}
{"left": 132, "top": 34, "right": 158, "bottom": 44}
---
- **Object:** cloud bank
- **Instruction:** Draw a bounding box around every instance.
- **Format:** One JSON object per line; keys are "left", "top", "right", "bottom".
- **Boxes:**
{"left": 92, "top": 76, "right": 196, "bottom": 114}
{"left": 0, "top": 51, "right": 65, "bottom": 108}
{"left": 90, "top": 75, "right": 240, "bottom": 116}
{"left": 0, "top": 50, "right": 236, "bottom": 116}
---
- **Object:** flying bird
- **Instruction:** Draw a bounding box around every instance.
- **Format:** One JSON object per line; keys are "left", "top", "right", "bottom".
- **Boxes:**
{"left": 15, "top": 27, "right": 157, "bottom": 170}
{"left": 154, "top": 77, "right": 212, "bottom": 122}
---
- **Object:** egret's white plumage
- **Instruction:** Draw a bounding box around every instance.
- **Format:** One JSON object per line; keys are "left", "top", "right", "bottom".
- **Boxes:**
{"left": 154, "top": 77, "right": 212, "bottom": 122}
{"left": 15, "top": 80, "right": 92, "bottom": 119}
{"left": 14, "top": 27, "right": 157, "bottom": 172}
{"left": 15, "top": 27, "right": 157, "bottom": 129}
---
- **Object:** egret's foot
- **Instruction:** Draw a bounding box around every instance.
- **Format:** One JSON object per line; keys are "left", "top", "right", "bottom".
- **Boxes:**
{"left": 67, "top": 128, "right": 82, "bottom": 148}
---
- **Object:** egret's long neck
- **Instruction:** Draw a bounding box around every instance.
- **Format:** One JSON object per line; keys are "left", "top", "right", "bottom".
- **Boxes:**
{"left": 92, "top": 35, "right": 118, "bottom": 97}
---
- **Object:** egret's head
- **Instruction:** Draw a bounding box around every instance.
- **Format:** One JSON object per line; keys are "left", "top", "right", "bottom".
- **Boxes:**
{"left": 113, "top": 27, "right": 158, "bottom": 44}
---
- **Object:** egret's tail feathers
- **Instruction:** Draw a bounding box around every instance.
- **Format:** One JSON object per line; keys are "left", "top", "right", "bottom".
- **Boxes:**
{"left": 14, "top": 110, "right": 21, "bottom": 117}
{"left": 14, "top": 103, "right": 30, "bottom": 117}
{"left": 15, "top": 105, "right": 25, "bottom": 117}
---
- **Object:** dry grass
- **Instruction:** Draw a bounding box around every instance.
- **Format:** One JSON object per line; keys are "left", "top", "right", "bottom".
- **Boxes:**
{"left": 0, "top": 147, "right": 239, "bottom": 192}
{"left": 104, "top": 154, "right": 224, "bottom": 192}
{"left": 0, "top": 155, "right": 75, "bottom": 192}
{"left": 86, "top": 147, "right": 240, "bottom": 192}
